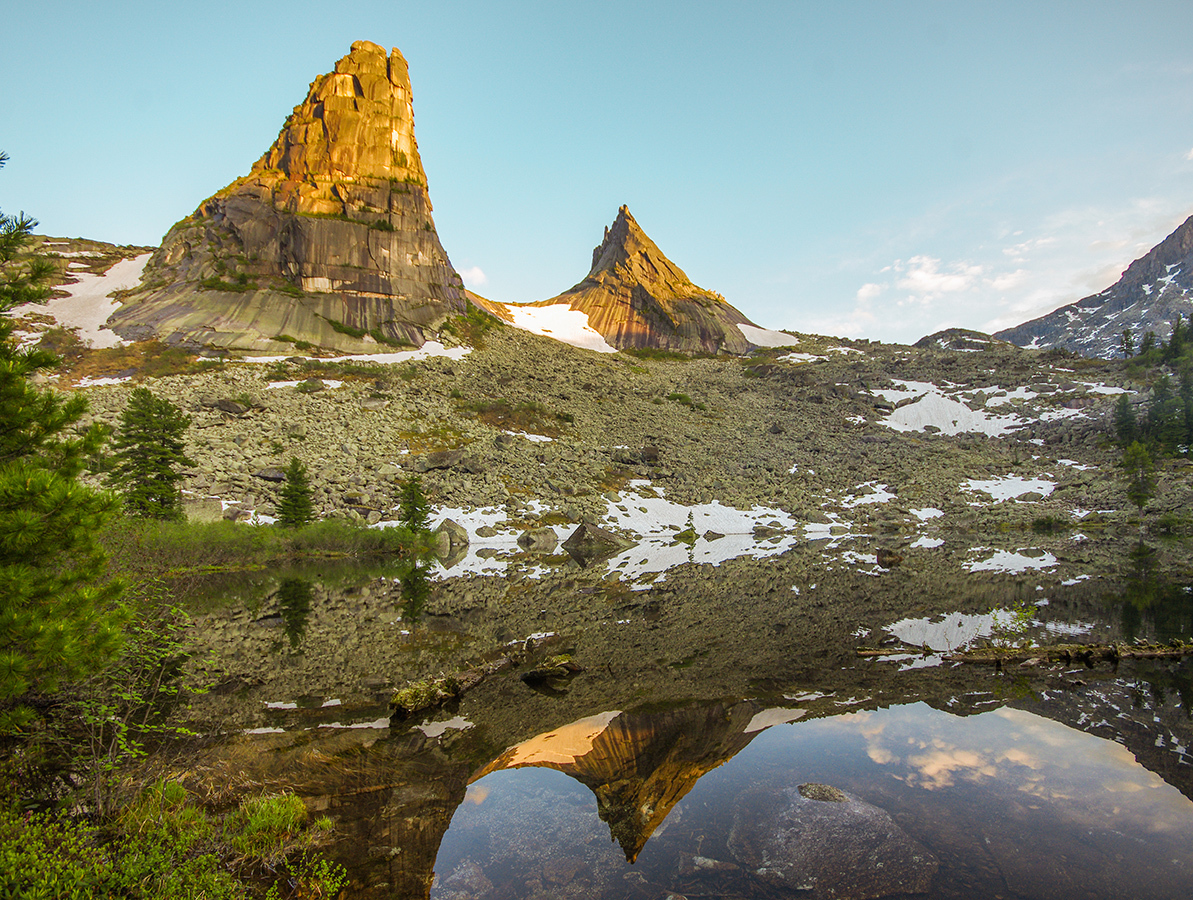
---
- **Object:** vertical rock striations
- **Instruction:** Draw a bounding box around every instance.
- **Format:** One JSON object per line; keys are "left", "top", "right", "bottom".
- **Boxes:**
{"left": 532, "top": 206, "right": 759, "bottom": 354}
{"left": 109, "top": 41, "right": 466, "bottom": 352}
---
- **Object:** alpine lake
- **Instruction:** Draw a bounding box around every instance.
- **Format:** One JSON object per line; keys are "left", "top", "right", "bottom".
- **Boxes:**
{"left": 171, "top": 520, "right": 1193, "bottom": 900}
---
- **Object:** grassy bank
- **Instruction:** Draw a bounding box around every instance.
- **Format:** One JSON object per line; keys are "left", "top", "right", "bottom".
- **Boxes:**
{"left": 99, "top": 517, "right": 426, "bottom": 582}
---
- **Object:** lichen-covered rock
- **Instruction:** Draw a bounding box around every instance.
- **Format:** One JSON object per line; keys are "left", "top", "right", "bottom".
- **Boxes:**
{"left": 109, "top": 40, "right": 466, "bottom": 353}
{"left": 516, "top": 526, "right": 558, "bottom": 553}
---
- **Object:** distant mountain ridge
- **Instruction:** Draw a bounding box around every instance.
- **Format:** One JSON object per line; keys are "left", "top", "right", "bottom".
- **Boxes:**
{"left": 996, "top": 213, "right": 1193, "bottom": 357}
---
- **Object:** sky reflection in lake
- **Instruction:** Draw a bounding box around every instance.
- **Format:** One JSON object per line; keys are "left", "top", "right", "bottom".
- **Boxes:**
{"left": 433, "top": 701, "right": 1193, "bottom": 899}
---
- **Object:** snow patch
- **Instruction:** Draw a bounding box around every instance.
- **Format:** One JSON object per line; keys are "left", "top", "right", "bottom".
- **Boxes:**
{"left": 241, "top": 341, "right": 469, "bottom": 365}
{"left": 738, "top": 323, "right": 796, "bottom": 347}
{"left": 961, "top": 475, "right": 1055, "bottom": 502}
{"left": 964, "top": 548, "right": 1057, "bottom": 574}
{"left": 10, "top": 253, "right": 150, "bottom": 348}
{"left": 504, "top": 304, "right": 618, "bottom": 353}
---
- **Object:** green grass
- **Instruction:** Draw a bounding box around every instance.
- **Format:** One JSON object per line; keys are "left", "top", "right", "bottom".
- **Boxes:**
{"left": 199, "top": 274, "right": 258, "bottom": 293}
{"left": 65, "top": 340, "right": 224, "bottom": 382}
{"left": 440, "top": 302, "right": 502, "bottom": 348}
{"left": 459, "top": 397, "right": 560, "bottom": 434}
{"left": 622, "top": 347, "right": 715, "bottom": 361}
{"left": 99, "top": 517, "right": 423, "bottom": 582}
{"left": 666, "top": 392, "right": 707, "bottom": 410}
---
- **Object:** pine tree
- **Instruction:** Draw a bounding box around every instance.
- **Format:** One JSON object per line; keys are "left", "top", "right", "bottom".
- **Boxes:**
{"left": 398, "top": 476, "right": 430, "bottom": 532}
{"left": 1122, "top": 441, "right": 1156, "bottom": 518}
{"left": 276, "top": 457, "right": 314, "bottom": 527}
{"left": 0, "top": 152, "right": 55, "bottom": 310}
{"left": 1120, "top": 328, "right": 1134, "bottom": 359}
{"left": 109, "top": 388, "right": 193, "bottom": 520}
{"left": 0, "top": 153, "right": 126, "bottom": 729}
{"left": 1146, "top": 374, "right": 1184, "bottom": 453}
{"left": 1181, "top": 368, "right": 1193, "bottom": 452}
{"left": 1113, "top": 393, "right": 1137, "bottom": 445}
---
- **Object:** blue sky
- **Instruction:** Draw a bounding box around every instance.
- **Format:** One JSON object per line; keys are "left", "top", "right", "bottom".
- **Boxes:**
{"left": 4, "top": 1, "right": 1193, "bottom": 344}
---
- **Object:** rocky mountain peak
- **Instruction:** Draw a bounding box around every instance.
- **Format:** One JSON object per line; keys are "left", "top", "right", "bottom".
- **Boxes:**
{"left": 530, "top": 207, "right": 757, "bottom": 354}
{"left": 248, "top": 40, "right": 428, "bottom": 207}
{"left": 587, "top": 205, "right": 693, "bottom": 292}
{"left": 996, "top": 212, "right": 1193, "bottom": 357}
{"left": 108, "top": 41, "right": 466, "bottom": 353}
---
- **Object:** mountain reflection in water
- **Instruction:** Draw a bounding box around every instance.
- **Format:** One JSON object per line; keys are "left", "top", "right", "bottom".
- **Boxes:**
{"left": 178, "top": 538, "right": 1193, "bottom": 898}
{"left": 430, "top": 701, "right": 1193, "bottom": 900}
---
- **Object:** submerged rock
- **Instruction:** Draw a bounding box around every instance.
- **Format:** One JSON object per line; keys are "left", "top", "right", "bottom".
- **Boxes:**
{"left": 728, "top": 783, "right": 938, "bottom": 898}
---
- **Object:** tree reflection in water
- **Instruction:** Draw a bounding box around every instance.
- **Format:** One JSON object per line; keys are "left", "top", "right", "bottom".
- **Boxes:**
{"left": 276, "top": 577, "right": 313, "bottom": 648}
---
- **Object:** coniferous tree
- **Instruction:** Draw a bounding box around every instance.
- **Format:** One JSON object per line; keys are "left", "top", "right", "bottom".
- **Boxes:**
{"left": 398, "top": 476, "right": 430, "bottom": 532}
{"left": 109, "top": 388, "right": 193, "bottom": 520}
{"left": 1146, "top": 374, "right": 1184, "bottom": 453}
{"left": 1122, "top": 441, "right": 1156, "bottom": 519}
{"left": 276, "top": 457, "right": 314, "bottom": 528}
{"left": 0, "top": 152, "right": 55, "bottom": 310}
{"left": 1120, "top": 328, "right": 1134, "bottom": 359}
{"left": 1181, "top": 368, "right": 1193, "bottom": 451}
{"left": 1113, "top": 393, "right": 1137, "bottom": 445}
{"left": 1164, "top": 314, "right": 1185, "bottom": 363}
{"left": 0, "top": 154, "right": 126, "bottom": 729}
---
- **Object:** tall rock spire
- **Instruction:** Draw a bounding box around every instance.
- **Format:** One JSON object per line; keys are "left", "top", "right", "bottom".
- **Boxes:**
{"left": 109, "top": 41, "right": 466, "bottom": 353}
{"left": 534, "top": 206, "right": 758, "bottom": 354}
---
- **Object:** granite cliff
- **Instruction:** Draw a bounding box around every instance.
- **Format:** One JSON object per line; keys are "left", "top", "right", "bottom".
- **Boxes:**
{"left": 522, "top": 206, "right": 759, "bottom": 354}
{"left": 996, "top": 212, "right": 1193, "bottom": 357}
{"left": 108, "top": 41, "right": 466, "bottom": 353}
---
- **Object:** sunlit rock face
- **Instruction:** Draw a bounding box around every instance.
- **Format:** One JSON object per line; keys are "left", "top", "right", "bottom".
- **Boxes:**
{"left": 479, "top": 701, "right": 764, "bottom": 862}
{"left": 109, "top": 40, "right": 466, "bottom": 352}
{"left": 530, "top": 206, "right": 758, "bottom": 354}
{"left": 996, "top": 212, "right": 1193, "bottom": 358}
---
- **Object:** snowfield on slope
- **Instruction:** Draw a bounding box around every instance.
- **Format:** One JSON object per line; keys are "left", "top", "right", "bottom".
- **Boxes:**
{"left": 11, "top": 252, "right": 151, "bottom": 348}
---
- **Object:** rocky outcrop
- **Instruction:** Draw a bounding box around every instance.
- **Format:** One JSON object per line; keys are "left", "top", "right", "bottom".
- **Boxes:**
{"left": 108, "top": 41, "right": 466, "bottom": 353}
{"left": 914, "top": 327, "right": 1016, "bottom": 353}
{"left": 996, "top": 212, "right": 1193, "bottom": 358}
{"left": 528, "top": 206, "right": 758, "bottom": 354}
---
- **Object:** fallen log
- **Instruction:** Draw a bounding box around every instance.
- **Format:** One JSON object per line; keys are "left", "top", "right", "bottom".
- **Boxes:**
{"left": 944, "top": 641, "right": 1193, "bottom": 667}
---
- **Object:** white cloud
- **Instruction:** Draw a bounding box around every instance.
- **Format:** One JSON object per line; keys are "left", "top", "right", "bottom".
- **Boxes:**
{"left": 1186, "top": 147, "right": 1193, "bottom": 161}
{"left": 987, "top": 269, "right": 1029, "bottom": 292}
{"left": 855, "top": 282, "right": 884, "bottom": 301}
{"left": 458, "top": 265, "right": 487, "bottom": 287}
{"left": 894, "top": 255, "right": 983, "bottom": 300}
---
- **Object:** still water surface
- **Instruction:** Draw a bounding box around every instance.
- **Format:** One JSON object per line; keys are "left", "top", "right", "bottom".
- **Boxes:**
{"left": 434, "top": 702, "right": 1193, "bottom": 898}
{"left": 181, "top": 537, "right": 1193, "bottom": 898}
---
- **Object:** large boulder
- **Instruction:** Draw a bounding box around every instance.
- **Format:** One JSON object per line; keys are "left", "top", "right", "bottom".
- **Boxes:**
{"left": 516, "top": 526, "right": 558, "bottom": 553}
{"left": 561, "top": 520, "right": 634, "bottom": 564}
